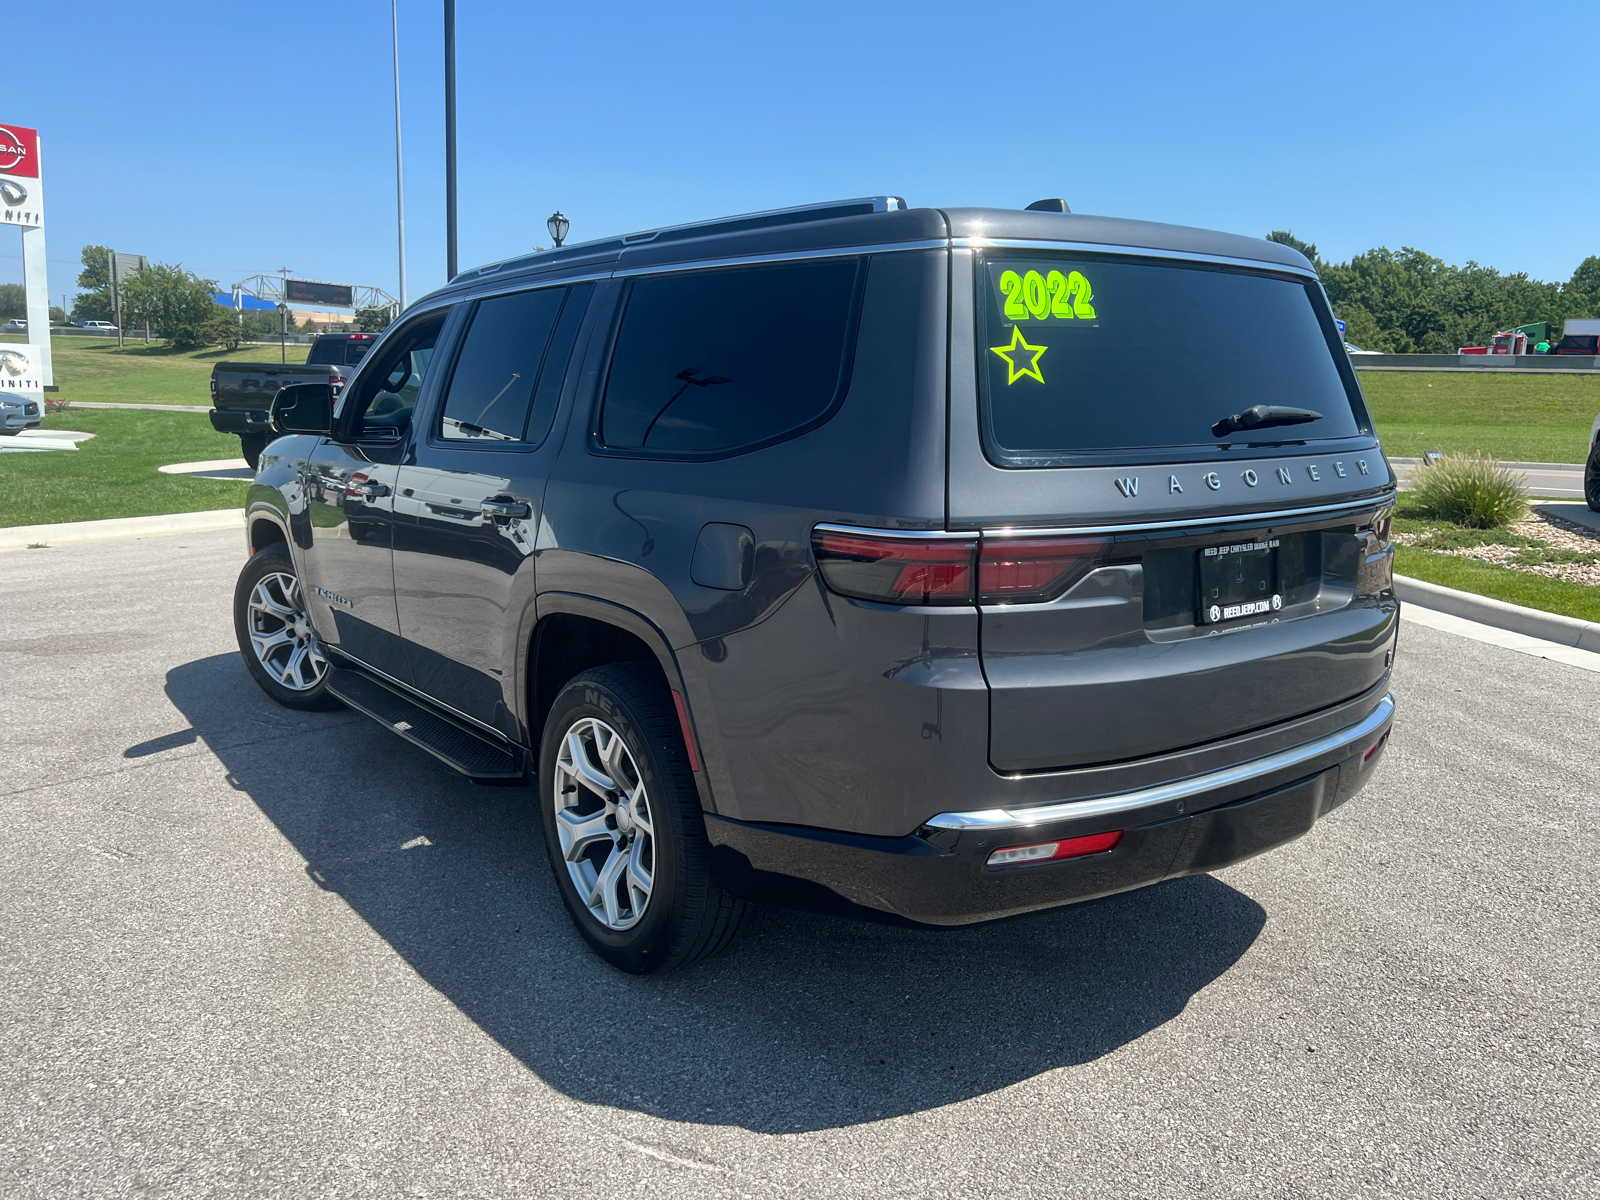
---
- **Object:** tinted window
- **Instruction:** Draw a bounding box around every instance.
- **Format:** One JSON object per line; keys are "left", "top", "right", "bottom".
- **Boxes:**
{"left": 600, "top": 259, "right": 861, "bottom": 455}
{"left": 306, "top": 338, "right": 340, "bottom": 365}
{"left": 345, "top": 340, "right": 374, "bottom": 364}
{"left": 979, "top": 256, "right": 1363, "bottom": 462}
{"left": 440, "top": 289, "right": 566, "bottom": 441}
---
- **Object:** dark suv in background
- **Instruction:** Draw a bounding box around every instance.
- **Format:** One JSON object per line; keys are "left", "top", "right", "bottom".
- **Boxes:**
{"left": 234, "top": 197, "right": 1398, "bottom": 973}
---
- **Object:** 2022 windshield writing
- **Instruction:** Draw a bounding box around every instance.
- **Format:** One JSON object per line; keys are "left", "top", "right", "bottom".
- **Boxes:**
{"left": 998, "top": 268, "right": 1097, "bottom": 321}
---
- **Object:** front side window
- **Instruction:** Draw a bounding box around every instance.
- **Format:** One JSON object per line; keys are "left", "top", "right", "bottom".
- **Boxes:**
{"left": 979, "top": 254, "right": 1366, "bottom": 465}
{"left": 438, "top": 283, "right": 594, "bottom": 445}
{"left": 599, "top": 258, "right": 864, "bottom": 457}
{"left": 343, "top": 313, "right": 445, "bottom": 437}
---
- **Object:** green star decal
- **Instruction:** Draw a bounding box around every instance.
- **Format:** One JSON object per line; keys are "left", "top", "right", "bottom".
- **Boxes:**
{"left": 990, "top": 326, "right": 1047, "bottom": 385}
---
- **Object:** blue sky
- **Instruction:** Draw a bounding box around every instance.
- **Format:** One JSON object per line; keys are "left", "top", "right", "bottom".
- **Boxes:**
{"left": 11, "top": 0, "right": 1598, "bottom": 307}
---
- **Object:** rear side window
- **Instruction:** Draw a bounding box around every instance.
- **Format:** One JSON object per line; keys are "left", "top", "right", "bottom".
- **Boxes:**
{"left": 599, "top": 258, "right": 864, "bottom": 457}
{"left": 438, "top": 283, "right": 593, "bottom": 445}
{"left": 978, "top": 255, "right": 1365, "bottom": 465}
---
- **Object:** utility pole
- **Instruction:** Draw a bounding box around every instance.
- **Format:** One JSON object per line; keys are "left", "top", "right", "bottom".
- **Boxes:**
{"left": 109, "top": 249, "right": 123, "bottom": 348}
{"left": 392, "top": 0, "right": 407, "bottom": 311}
{"left": 278, "top": 267, "right": 292, "bottom": 364}
{"left": 444, "top": 0, "right": 457, "bottom": 282}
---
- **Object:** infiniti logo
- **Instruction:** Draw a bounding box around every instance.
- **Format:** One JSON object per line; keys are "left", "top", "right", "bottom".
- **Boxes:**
{"left": 0, "top": 180, "right": 24, "bottom": 207}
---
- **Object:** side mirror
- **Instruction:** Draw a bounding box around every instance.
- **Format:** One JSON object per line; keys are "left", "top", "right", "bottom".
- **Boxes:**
{"left": 271, "top": 383, "right": 334, "bottom": 436}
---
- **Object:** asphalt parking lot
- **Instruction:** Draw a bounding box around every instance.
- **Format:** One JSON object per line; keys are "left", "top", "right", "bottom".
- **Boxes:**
{"left": 3, "top": 531, "right": 1597, "bottom": 1199}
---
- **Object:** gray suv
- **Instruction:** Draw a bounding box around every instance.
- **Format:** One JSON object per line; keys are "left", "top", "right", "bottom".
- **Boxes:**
{"left": 234, "top": 197, "right": 1398, "bottom": 973}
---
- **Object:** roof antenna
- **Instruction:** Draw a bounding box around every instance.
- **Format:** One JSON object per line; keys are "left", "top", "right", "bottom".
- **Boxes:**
{"left": 1025, "top": 198, "right": 1071, "bottom": 213}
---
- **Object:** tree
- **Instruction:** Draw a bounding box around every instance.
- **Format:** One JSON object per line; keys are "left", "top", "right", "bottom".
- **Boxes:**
{"left": 50, "top": 305, "right": 67, "bottom": 325}
{"left": 1567, "top": 256, "right": 1600, "bottom": 318}
{"left": 355, "top": 306, "right": 392, "bottom": 333}
{"left": 0, "top": 282, "right": 24, "bottom": 319}
{"left": 77, "top": 244, "right": 112, "bottom": 291}
{"left": 117, "top": 262, "right": 220, "bottom": 349}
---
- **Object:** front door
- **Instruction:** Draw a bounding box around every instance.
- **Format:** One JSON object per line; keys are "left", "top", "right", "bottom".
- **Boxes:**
{"left": 298, "top": 310, "right": 450, "bottom": 685}
{"left": 393, "top": 281, "right": 596, "bottom": 737}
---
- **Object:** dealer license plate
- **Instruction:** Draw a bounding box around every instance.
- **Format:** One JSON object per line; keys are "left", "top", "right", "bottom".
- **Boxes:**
{"left": 1198, "top": 539, "right": 1281, "bottom": 625}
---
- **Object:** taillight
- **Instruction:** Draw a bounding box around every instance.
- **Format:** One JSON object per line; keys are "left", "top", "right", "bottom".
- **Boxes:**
{"left": 813, "top": 528, "right": 1114, "bottom": 606}
{"left": 209, "top": 368, "right": 217, "bottom": 398}
{"left": 812, "top": 531, "right": 977, "bottom": 605}
{"left": 978, "top": 536, "right": 1109, "bottom": 604}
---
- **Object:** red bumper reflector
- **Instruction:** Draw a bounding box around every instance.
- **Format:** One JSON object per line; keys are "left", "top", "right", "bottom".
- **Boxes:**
{"left": 988, "top": 829, "right": 1122, "bottom": 867}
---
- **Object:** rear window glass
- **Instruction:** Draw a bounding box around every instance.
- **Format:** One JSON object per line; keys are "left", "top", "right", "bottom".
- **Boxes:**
{"left": 345, "top": 340, "right": 373, "bottom": 364}
{"left": 979, "top": 255, "right": 1363, "bottom": 463}
{"left": 599, "top": 259, "right": 863, "bottom": 456}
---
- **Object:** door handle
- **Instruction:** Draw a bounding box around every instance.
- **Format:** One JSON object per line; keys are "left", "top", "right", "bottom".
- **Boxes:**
{"left": 346, "top": 478, "right": 391, "bottom": 501}
{"left": 480, "top": 498, "right": 531, "bottom": 521}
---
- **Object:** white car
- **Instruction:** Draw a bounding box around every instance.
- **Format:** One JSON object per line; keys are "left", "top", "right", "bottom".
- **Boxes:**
{"left": 79, "top": 320, "right": 117, "bottom": 332}
{"left": 0, "top": 318, "right": 25, "bottom": 333}
{"left": 1344, "top": 341, "right": 1379, "bottom": 355}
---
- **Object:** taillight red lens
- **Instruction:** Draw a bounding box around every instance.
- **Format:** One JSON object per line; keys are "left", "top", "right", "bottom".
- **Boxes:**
{"left": 812, "top": 531, "right": 977, "bottom": 605}
{"left": 988, "top": 829, "right": 1123, "bottom": 867}
{"left": 978, "top": 536, "right": 1109, "bottom": 604}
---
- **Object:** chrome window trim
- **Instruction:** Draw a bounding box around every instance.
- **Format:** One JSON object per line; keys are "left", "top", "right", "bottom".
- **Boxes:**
{"left": 951, "top": 237, "right": 1319, "bottom": 279}
{"left": 925, "top": 694, "right": 1394, "bottom": 831}
{"left": 443, "top": 269, "right": 616, "bottom": 306}
{"left": 614, "top": 239, "right": 949, "bottom": 278}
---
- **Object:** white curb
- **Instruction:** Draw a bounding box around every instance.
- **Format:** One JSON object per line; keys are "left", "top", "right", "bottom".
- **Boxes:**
{"left": 0, "top": 508, "right": 245, "bottom": 551}
{"left": 1394, "top": 574, "right": 1600, "bottom": 653}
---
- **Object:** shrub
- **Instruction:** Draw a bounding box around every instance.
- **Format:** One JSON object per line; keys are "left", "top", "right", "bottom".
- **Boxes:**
{"left": 1409, "top": 453, "right": 1528, "bottom": 529}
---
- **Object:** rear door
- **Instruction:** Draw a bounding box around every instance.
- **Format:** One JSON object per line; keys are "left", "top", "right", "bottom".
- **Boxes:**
{"left": 949, "top": 248, "right": 1398, "bottom": 771}
{"left": 391, "top": 282, "right": 597, "bottom": 736}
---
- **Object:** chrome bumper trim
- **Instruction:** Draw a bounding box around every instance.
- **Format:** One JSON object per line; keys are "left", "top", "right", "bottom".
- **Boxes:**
{"left": 924, "top": 694, "right": 1395, "bottom": 831}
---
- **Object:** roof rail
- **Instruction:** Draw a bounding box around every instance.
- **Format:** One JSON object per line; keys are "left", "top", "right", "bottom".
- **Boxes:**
{"left": 621, "top": 196, "right": 908, "bottom": 246}
{"left": 452, "top": 196, "right": 908, "bottom": 284}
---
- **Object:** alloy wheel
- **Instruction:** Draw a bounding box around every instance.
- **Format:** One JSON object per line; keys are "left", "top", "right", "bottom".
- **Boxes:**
{"left": 246, "top": 571, "right": 328, "bottom": 692}
{"left": 553, "top": 717, "right": 656, "bottom": 930}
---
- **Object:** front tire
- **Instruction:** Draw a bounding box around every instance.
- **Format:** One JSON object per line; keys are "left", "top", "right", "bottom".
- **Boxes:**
{"left": 232, "top": 543, "right": 341, "bottom": 711}
{"left": 539, "top": 663, "right": 745, "bottom": 974}
{"left": 1586, "top": 443, "right": 1600, "bottom": 512}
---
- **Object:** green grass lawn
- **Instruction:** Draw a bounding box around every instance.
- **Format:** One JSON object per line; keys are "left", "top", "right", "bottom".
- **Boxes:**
{"left": 1, "top": 409, "right": 249, "bottom": 528}
{"left": 1359, "top": 370, "right": 1599, "bottom": 465}
{"left": 3, "top": 334, "right": 308, "bottom": 408}
{"left": 1395, "top": 547, "right": 1600, "bottom": 623}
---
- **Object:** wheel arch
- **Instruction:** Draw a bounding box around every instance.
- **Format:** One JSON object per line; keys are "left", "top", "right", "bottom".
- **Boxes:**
{"left": 524, "top": 593, "right": 722, "bottom": 814}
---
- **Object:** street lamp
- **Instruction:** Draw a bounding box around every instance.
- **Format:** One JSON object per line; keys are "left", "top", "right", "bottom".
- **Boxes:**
{"left": 547, "top": 211, "right": 569, "bottom": 248}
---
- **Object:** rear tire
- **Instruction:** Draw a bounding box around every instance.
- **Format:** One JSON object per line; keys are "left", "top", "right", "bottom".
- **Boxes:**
{"left": 240, "top": 433, "right": 266, "bottom": 470}
{"left": 232, "top": 543, "right": 342, "bottom": 711}
{"left": 539, "top": 663, "right": 745, "bottom": 974}
{"left": 1586, "top": 443, "right": 1600, "bottom": 513}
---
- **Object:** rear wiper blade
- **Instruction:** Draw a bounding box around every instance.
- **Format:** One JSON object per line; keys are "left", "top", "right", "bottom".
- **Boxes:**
{"left": 1212, "top": 405, "right": 1323, "bottom": 438}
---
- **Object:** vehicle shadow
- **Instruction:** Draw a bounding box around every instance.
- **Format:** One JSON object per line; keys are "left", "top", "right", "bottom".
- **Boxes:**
{"left": 162, "top": 653, "right": 1268, "bottom": 1134}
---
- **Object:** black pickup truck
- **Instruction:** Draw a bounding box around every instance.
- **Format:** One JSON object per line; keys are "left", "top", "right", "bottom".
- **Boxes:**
{"left": 209, "top": 332, "right": 378, "bottom": 467}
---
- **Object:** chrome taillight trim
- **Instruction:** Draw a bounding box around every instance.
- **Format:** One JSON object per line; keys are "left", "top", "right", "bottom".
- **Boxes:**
{"left": 923, "top": 694, "right": 1394, "bottom": 832}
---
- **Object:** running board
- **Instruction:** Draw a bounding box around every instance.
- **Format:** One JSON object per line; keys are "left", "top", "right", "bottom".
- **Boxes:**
{"left": 325, "top": 664, "right": 526, "bottom": 780}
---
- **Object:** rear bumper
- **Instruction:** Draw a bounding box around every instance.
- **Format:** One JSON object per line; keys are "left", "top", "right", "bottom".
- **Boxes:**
{"left": 208, "top": 407, "right": 272, "bottom": 435}
{"left": 707, "top": 693, "right": 1394, "bottom": 926}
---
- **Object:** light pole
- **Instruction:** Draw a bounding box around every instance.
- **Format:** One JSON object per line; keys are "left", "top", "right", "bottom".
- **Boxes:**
{"left": 547, "top": 211, "right": 569, "bottom": 248}
{"left": 444, "top": 0, "right": 457, "bottom": 281}
{"left": 392, "top": 0, "right": 407, "bottom": 311}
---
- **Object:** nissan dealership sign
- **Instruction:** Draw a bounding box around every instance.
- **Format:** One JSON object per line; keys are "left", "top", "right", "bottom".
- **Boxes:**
{"left": 0, "top": 122, "right": 49, "bottom": 389}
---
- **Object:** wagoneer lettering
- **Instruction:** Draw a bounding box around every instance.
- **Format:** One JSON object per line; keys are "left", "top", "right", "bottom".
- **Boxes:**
{"left": 230, "top": 196, "right": 1397, "bottom": 974}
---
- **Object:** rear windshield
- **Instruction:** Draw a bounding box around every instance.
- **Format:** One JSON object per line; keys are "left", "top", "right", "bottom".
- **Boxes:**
{"left": 978, "top": 254, "right": 1365, "bottom": 464}
{"left": 306, "top": 337, "right": 374, "bottom": 366}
